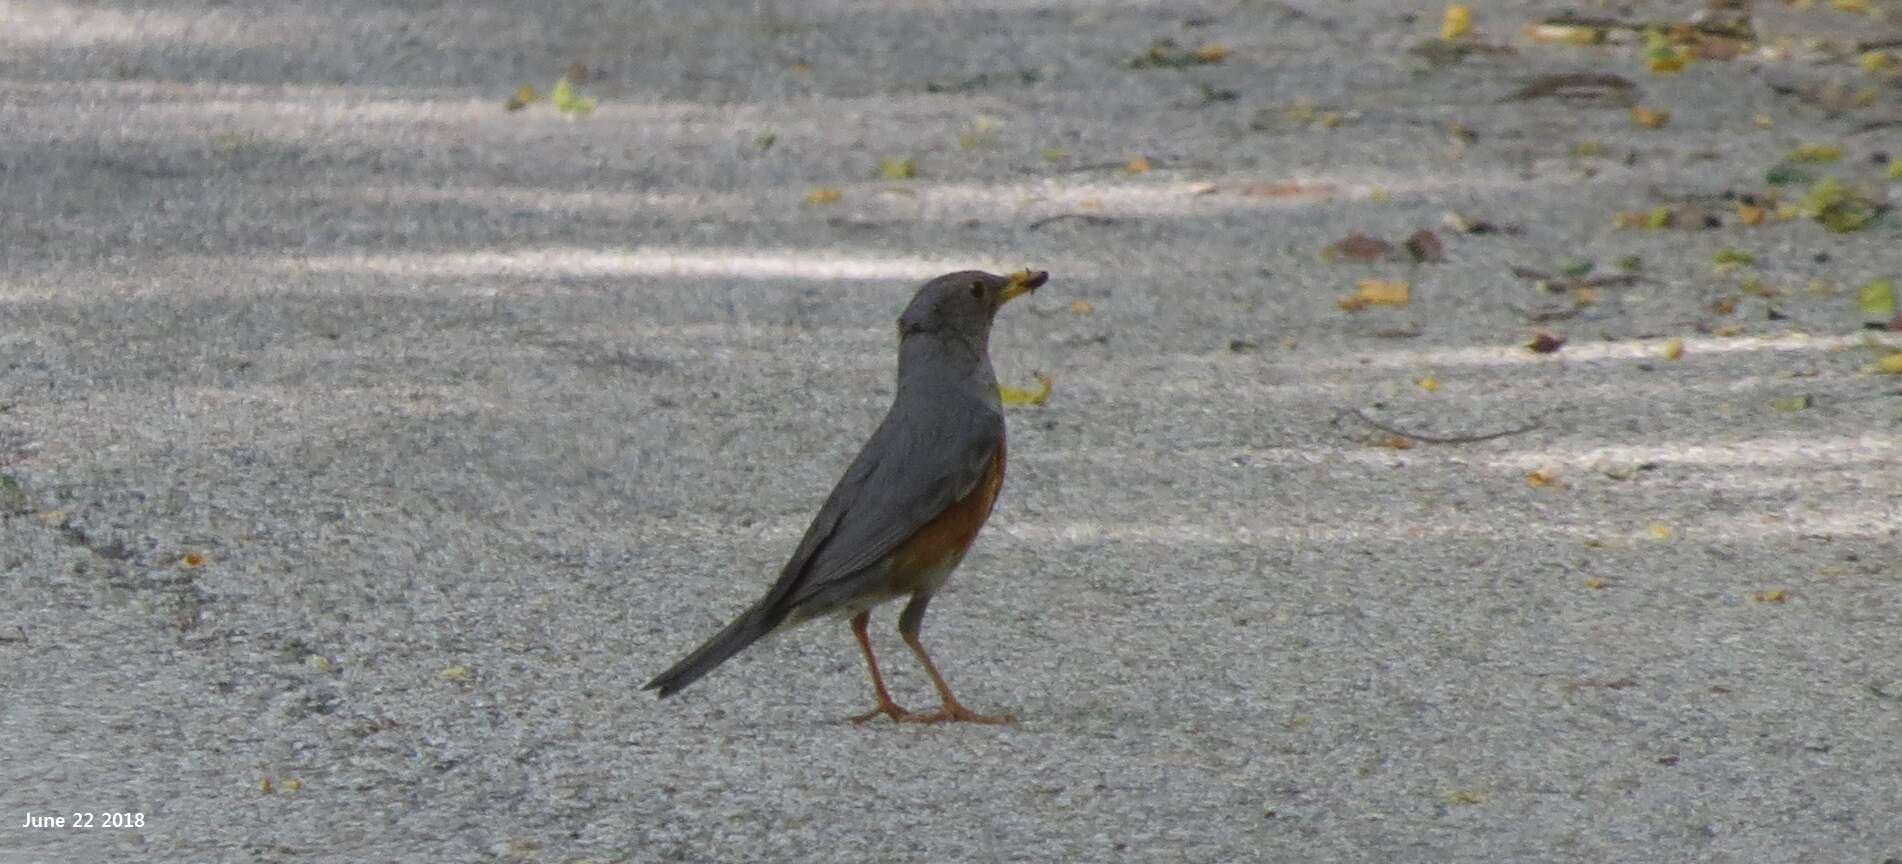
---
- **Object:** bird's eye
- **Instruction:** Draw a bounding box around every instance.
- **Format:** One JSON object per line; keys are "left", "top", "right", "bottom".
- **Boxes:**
{"left": 970, "top": 282, "right": 985, "bottom": 299}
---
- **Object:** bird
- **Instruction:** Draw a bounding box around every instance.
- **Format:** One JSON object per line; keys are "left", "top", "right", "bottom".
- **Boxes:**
{"left": 643, "top": 268, "right": 1047, "bottom": 724}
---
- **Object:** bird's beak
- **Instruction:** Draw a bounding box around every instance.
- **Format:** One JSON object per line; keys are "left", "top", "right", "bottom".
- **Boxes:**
{"left": 1000, "top": 270, "right": 1049, "bottom": 304}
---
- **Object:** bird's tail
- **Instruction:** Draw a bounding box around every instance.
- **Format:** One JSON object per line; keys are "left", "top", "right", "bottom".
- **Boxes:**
{"left": 644, "top": 604, "right": 779, "bottom": 698}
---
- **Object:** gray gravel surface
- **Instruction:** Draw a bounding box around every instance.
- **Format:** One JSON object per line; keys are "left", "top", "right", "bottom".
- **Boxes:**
{"left": 4, "top": 1, "right": 1902, "bottom": 862}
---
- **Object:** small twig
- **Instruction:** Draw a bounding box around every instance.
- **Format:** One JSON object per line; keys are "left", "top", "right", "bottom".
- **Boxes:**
{"left": 1027, "top": 213, "right": 1121, "bottom": 231}
{"left": 1333, "top": 407, "right": 1541, "bottom": 444}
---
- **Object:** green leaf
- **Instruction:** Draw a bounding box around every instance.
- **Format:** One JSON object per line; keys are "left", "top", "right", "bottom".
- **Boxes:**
{"left": 1712, "top": 249, "right": 1754, "bottom": 266}
{"left": 1764, "top": 163, "right": 1814, "bottom": 186}
{"left": 1858, "top": 279, "right": 1897, "bottom": 318}
{"left": 1558, "top": 258, "right": 1594, "bottom": 277}
{"left": 551, "top": 76, "right": 596, "bottom": 115}
{"left": 1769, "top": 394, "right": 1812, "bottom": 412}
{"left": 879, "top": 156, "right": 918, "bottom": 179}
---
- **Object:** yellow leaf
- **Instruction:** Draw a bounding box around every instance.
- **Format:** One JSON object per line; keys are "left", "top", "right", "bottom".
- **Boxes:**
{"left": 1890, "top": 160, "right": 1902, "bottom": 180}
{"left": 505, "top": 83, "right": 540, "bottom": 111}
{"left": 1525, "top": 23, "right": 1602, "bottom": 44}
{"left": 1647, "top": 522, "right": 1674, "bottom": 540}
{"left": 281, "top": 778, "right": 303, "bottom": 792}
{"left": 1831, "top": 0, "right": 1869, "bottom": 12}
{"left": 1371, "top": 433, "right": 1413, "bottom": 450}
{"left": 1754, "top": 113, "right": 1774, "bottom": 128}
{"left": 1069, "top": 299, "right": 1094, "bottom": 314}
{"left": 1441, "top": 4, "right": 1473, "bottom": 40}
{"left": 1786, "top": 143, "right": 1842, "bottom": 163}
{"left": 1443, "top": 789, "right": 1486, "bottom": 805}
{"left": 1526, "top": 469, "right": 1560, "bottom": 488}
{"left": 1417, "top": 375, "right": 1440, "bottom": 392}
{"left": 1583, "top": 576, "right": 1607, "bottom": 589}
{"left": 1338, "top": 279, "right": 1410, "bottom": 310}
{"left": 999, "top": 374, "right": 1054, "bottom": 406}
{"left": 1629, "top": 106, "right": 1671, "bottom": 128}
{"left": 306, "top": 654, "right": 334, "bottom": 673}
{"left": 1875, "top": 353, "right": 1902, "bottom": 375}
{"left": 1661, "top": 338, "right": 1684, "bottom": 360}
{"left": 1124, "top": 156, "right": 1151, "bottom": 174}
{"left": 1194, "top": 43, "right": 1232, "bottom": 62}
{"left": 803, "top": 186, "right": 842, "bottom": 205}
{"left": 180, "top": 551, "right": 207, "bottom": 568}
{"left": 1368, "top": 187, "right": 1391, "bottom": 203}
{"left": 1861, "top": 51, "right": 1894, "bottom": 71}
{"left": 440, "top": 664, "right": 474, "bottom": 681}
{"left": 1751, "top": 589, "right": 1789, "bottom": 603}
{"left": 1737, "top": 203, "right": 1766, "bottom": 225}
{"left": 879, "top": 157, "right": 918, "bottom": 179}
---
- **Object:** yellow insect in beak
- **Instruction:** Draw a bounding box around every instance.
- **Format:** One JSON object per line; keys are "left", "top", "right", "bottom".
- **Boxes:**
{"left": 1000, "top": 270, "right": 1049, "bottom": 303}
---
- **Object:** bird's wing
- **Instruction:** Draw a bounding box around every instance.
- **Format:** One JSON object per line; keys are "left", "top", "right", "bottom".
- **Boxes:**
{"left": 761, "top": 396, "right": 1003, "bottom": 614}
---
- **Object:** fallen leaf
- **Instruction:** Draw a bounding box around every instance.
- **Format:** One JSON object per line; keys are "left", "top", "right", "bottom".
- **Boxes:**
{"left": 1526, "top": 22, "right": 1604, "bottom": 44}
{"left": 1786, "top": 143, "right": 1843, "bottom": 163}
{"left": 1404, "top": 229, "right": 1444, "bottom": 263}
{"left": 1860, "top": 50, "right": 1892, "bottom": 71}
{"left": 441, "top": 665, "right": 474, "bottom": 681}
{"left": 1527, "top": 332, "right": 1567, "bottom": 353}
{"left": 1195, "top": 43, "right": 1232, "bottom": 63}
{"left": 1858, "top": 279, "right": 1897, "bottom": 317}
{"left": 1338, "top": 279, "right": 1411, "bottom": 310}
{"left": 1443, "top": 790, "right": 1486, "bottom": 805}
{"left": 1501, "top": 72, "right": 1637, "bottom": 103}
{"left": 1751, "top": 589, "right": 1789, "bottom": 604}
{"left": 1323, "top": 232, "right": 1395, "bottom": 262}
{"left": 1371, "top": 433, "right": 1414, "bottom": 450}
{"left": 1648, "top": 521, "right": 1673, "bottom": 540}
{"left": 804, "top": 186, "right": 843, "bottom": 205}
{"left": 880, "top": 157, "right": 919, "bottom": 179}
{"left": 1583, "top": 576, "right": 1607, "bottom": 589}
{"left": 1643, "top": 28, "right": 1690, "bottom": 73}
{"left": 1441, "top": 4, "right": 1473, "bottom": 40}
{"left": 1712, "top": 248, "right": 1755, "bottom": 266}
{"left": 1770, "top": 394, "right": 1813, "bottom": 411}
{"left": 1069, "top": 299, "right": 1094, "bottom": 314}
{"left": 1130, "top": 38, "right": 1228, "bottom": 68}
{"left": 1737, "top": 203, "right": 1767, "bottom": 225}
{"left": 1630, "top": 105, "right": 1672, "bottom": 128}
{"left": 999, "top": 373, "right": 1055, "bottom": 406}
{"left": 1526, "top": 469, "right": 1561, "bottom": 488}
{"left": 1800, "top": 176, "right": 1876, "bottom": 232}
{"left": 1876, "top": 353, "right": 1902, "bottom": 374}
{"left": 1662, "top": 338, "right": 1685, "bottom": 360}
{"left": 1124, "top": 156, "right": 1151, "bottom": 174}
{"left": 505, "top": 83, "right": 540, "bottom": 111}
{"left": 1417, "top": 375, "right": 1440, "bottom": 392}
{"left": 180, "top": 551, "right": 207, "bottom": 568}
{"left": 550, "top": 76, "right": 595, "bottom": 114}
{"left": 1764, "top": 163, "right": 1816, "bottom": 186}
{"left": 1042, "top": 147, "right": 1069, "bottom": 162}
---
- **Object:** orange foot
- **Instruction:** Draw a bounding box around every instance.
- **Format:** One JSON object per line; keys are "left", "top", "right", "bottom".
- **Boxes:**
{"left": 902, "top": 702, "right": 1015, "bottom": 725}
{"left": 848, "top": 700, "right": 912, "bottom": 724}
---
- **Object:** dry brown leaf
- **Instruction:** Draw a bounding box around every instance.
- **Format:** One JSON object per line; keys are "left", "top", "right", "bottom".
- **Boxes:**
{"left": 1404, "top": 229, "right": 1445, "bottom": 263}
{"left": 1527, "top": 332, "right": 1567, "bottom": 353}
{"left": 1323, "top": 232, "right": 1396, "bottom": 262}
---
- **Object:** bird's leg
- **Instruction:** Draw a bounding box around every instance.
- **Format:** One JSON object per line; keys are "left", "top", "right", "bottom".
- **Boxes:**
{"left": 846, "top": 611, "right": 911, "bottom": 724}
{"left": 895, "top": 596, "right": 1015, "bottom": 725}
